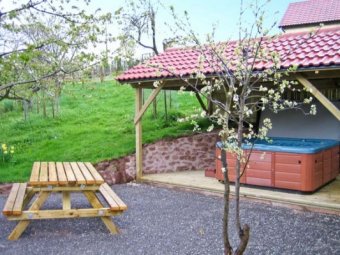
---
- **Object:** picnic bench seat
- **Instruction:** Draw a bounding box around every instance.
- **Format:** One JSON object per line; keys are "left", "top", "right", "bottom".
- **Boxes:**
{"left": 3, "top": 183, "right": 27, "bottom": 216}
{"left": 99, "top": 183, "right": 127, "bottom": 211}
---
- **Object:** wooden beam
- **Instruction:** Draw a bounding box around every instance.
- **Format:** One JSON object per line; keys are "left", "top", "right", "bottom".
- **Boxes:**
{"left": 135, "top": 87, "right": 143, "bottom": 181}
{"left": 62, "top": 192, "right": 71, "bottom": 210}
{"left": 29, "top": 186, "right": 99, "bottom": 192}
{"left": 134, "top": 84, "right": 164, "bottom": 124}
{"left": 7, "top": 208, "right": 122, "bottom": 220}
{"left": 295, "top": 74, "right": 340, "bottom": 121}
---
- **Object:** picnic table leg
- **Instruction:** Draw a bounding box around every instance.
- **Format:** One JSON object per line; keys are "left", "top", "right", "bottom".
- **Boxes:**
{"left": 8, "top": 191, "right": 51, "bottom": 240}
{"left": 22, "top": 188, "right": 36, "bottom": 209}
{"left": 83, "top": 191, "right": 119, "bottom": 234}
{"left": 62, "top": 192, "right": 71, "bottom": 210}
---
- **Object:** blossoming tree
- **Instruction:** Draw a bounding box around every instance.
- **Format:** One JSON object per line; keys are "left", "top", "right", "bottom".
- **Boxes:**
{"left": 151, "top": 1, "right": 316, "bottom": 254}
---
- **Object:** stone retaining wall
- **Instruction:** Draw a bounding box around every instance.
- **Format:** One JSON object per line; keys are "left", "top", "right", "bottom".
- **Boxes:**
{"left": 95, "top": 131, "right": 219, "bottom": 184}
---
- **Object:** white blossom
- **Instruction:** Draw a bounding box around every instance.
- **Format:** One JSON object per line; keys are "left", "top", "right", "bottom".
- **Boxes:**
{"left": 207, "top": 124, "right": 214, "bottom": 132}
{"left": 310, "top": 104, "right": 317, "bottom": 115}
{"left": 153, "top": 80, "right": 160, "bottom": 88}
{"left": 259, "top": 85, "right": 268, "bottom": 92}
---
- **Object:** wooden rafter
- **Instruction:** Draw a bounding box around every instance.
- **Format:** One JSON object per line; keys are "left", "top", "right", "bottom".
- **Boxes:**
{"left": 295, "top": 74, "right": 340, "bottom": 121}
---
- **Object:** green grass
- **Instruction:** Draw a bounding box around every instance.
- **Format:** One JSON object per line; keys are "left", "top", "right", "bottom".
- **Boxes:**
{"left": 0, "top": 80, "right": 206, "bottom": 182}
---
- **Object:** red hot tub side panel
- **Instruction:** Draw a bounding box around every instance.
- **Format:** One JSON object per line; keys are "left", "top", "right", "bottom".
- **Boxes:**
{"left": 215, "top": 145, "right": 340, "bottom": 192}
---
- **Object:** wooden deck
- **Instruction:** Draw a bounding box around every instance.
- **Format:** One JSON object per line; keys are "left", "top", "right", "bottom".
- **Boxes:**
{"left": 142, "top": 170, "right": 340, "bottom": 214}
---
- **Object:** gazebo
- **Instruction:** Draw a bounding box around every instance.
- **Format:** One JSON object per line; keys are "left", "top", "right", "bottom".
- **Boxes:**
{"left": 117, "top": 1, "right": 340, "bottom": 182}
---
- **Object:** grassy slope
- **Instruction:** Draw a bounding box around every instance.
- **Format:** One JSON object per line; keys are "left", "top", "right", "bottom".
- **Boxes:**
{"left": 0, "top": 80, "right": 203, "bottom": 182}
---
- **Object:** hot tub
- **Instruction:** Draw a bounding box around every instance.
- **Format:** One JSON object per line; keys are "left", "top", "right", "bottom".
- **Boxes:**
{"left": 215, "top": 138, "right": 340, "bottom": 192}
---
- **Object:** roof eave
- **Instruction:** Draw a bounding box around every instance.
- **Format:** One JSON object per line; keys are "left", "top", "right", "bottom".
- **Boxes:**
{"left": 116, "top": 65, "right": 340, "bottom": 85}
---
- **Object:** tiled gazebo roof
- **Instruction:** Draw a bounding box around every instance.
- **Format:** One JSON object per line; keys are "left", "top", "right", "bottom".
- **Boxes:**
{"left": 116, "top": 27, "right": 340, "bottom": 83}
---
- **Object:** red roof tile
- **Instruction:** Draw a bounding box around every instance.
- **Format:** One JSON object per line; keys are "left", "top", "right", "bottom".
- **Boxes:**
{"left": 279, "top": 0, "right": 340, "bottom": 28}
{"left": 116, "top": 27, "right": 340, "bottom": 83}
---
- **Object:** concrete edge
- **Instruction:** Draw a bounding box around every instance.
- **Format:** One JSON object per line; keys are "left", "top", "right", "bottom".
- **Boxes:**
{"left": 141, "top": 179, "right": 340, "bottom": 216}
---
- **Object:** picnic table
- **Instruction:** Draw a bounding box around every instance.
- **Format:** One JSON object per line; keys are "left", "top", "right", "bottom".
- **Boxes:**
{"left": 2, "top": 162, "right": 127, "bottom": 240}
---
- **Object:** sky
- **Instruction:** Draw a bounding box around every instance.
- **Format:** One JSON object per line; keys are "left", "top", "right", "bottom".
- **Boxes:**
{"left": 2, "top": 0, "right": 297, "bottom": 56}
{"left": 85, "top": 0, "right": 295, "bottom": 55}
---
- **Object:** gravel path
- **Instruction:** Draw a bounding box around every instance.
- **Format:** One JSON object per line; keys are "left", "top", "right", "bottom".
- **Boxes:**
{"left": 0, "top": 183, "right": 339, "bottom": 255}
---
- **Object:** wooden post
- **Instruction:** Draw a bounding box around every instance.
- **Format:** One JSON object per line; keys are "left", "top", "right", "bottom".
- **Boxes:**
{"left": 135, "top": 87, "right": 143, "bottom": 181}
{"left": 134, "top": 84, "right": 164, "bottom": 181}
{"left": 164, "top": 90, "right": 168, "bottom": 122}
{"left": 295, "top": 74, "right": 340, "bottom": 121}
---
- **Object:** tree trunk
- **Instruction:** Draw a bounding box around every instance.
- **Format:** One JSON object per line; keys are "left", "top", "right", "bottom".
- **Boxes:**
{"left": 23, "top": 100, "right": 29, "bottom": 121}
{"left": 42, "top": 89, "right": 47, "bottom": 118}
{"left": 100, "top": 66, "right": 104, "bottom": 83}
{"left": 221, "top": 148, "right": 233, "bottom": 255}
{"left": 234, "top": 106, "right": 250, "bottom": 254}
{"left": 36, "top": 95, "right": 40, "bottom": 114}
{"left": 51, "top": 99, "right": 55, "bottom": 118}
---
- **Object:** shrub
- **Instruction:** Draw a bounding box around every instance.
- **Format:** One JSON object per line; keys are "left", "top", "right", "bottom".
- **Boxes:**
{"left": 3, "top": 100, "right": 15, "bottom": 112}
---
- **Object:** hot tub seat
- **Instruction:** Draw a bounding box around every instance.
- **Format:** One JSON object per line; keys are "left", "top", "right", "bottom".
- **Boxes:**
{"left": 215, "top": 138, "right": 340, "bottom": 192}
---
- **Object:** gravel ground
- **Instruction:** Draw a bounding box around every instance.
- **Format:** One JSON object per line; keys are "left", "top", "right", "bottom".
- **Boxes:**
{"left": 0, "top": 183, "right": 339, "bottom": 255}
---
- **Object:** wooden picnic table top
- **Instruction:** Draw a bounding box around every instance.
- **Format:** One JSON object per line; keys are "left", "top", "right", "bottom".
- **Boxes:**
{"left": 29, "top": 162, "right": 104, "bottom": 186}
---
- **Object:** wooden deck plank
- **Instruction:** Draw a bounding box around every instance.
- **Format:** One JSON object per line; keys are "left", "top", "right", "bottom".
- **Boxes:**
{"left": 2, "top": 183, "right": 20, "bottom": 216}
{"left": 63, "top": 162, "right": 77, "bottom": 185}
{"left": 70, "top": 162, "right": 86, "bottom": 185}
{"left": 77, "top": 162, "right": 96, "bottom": 185}
{"left": 39, "top": 162, "right": 49, "bottom": 185}
{"left": 56, "top": 162, "right": 68, "bottom": 185}
{"left": 84, "top": 162, "right": 104, "bottom": 184}
{"left": 29, "top": 162, "right": 41, "bottom": 185}
{"left": 12, "top": 183, "right": 27, "bottom": 216}
{"left": 48, "top": 162, "right": 59, "bottom": 185}
{"left": 142, "top": 171, "right": 340, "bottom": 213}
{"left": 99, "top": 183, "right": 127, "bottom": 211}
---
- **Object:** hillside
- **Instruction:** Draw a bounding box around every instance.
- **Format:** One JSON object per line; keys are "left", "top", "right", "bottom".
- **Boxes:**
{"left": 0, "top": 80, "right": 203, "bottom": 182}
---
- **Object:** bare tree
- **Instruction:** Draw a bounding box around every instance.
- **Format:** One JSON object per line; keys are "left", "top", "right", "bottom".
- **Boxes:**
{"left": 116, "top": 0, "right": 174, "bottom": 119}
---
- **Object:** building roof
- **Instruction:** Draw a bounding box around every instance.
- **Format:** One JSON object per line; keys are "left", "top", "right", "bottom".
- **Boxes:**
{"left": 116, "top": 27, "right": 340, "bottom": 83}
{"left": 279, "top": 0, "right": 340, "bottom": 28}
